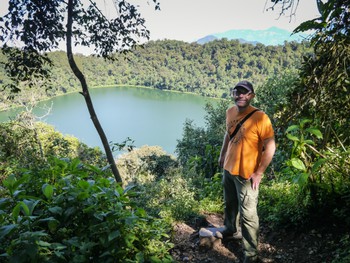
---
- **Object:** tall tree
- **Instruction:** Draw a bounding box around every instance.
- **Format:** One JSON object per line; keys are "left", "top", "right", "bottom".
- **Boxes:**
{"left": 0, "top": 0, "right": 160, "bottom": 183}
{"left": 269, "top": 0, "right": 350, "bottom": 144}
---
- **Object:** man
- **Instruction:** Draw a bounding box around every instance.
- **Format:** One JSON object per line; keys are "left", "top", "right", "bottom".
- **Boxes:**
{"left": 218, "top": 80, "right": 276, "bottom": 263}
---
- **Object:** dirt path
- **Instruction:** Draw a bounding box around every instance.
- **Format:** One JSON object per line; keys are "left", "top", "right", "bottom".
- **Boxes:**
{"left": 170, "top": 213, "right": 338, "bottom": 263}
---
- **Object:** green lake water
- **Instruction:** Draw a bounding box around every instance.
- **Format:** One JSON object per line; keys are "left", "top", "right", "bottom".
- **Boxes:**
{"left": 0, "top": 86, "right": 217, "bottom": 155}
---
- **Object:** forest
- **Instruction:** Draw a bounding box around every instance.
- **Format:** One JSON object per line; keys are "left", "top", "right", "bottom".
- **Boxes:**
{"left": 0, "top": 39, "right": 312, "bottom": 111}
{"left": 0, "top": 0, "right": 349, "bottom": 262}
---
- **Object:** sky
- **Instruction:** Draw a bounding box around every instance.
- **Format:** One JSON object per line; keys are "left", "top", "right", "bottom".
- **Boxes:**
{"left": 132, "top": 0, "right": 320, "bottom": 42}
{"left": 0, "top": 0, "right": 320, "bottom": 52}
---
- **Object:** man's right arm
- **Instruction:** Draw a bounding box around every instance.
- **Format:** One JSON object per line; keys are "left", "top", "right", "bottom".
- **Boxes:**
{"left": 218, "top": 132, "right": 230, "bottom": 168}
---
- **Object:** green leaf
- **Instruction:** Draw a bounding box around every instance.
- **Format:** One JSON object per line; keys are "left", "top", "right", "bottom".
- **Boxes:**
{"left": 3, "top": 174, "right": 16, "bottom": 190}
{"left": 149, "top": 256, "right": 162, "bottom": 263}
{"left": 136, "top": 252, "right": 145, "bottom": 262}
{"left": 135, "top": 207, "right": 146, "bottom": 217}
{"left": 290, "top": 158, "right": 306, "bottom": 171}
{"left": 124, "top": 184, "right": 136, "bottom": 194}
{"left": 54, "top": 251, "right": 65, "bottom": 259}
{"left": 48, "top": 206, "right": 63, "bottom": 215}
{"left": 0, "top": 198, "right": 11, "bottom": 209}
{"left": 3, "top": 174, "right": 30, "bottom": 196}
{"left": 48, "top": 219, "right": 59, "bottom": 233}
{"left": 86, "top": 164, "right": 101, "bottom": 174}
{"left": 108, "top": 230, "right": 120, "bottom": 241}
{"left": 93, "top": 212, "right": 105, "bottom": 221}
{"left": 12, "top": 203, "right": 21, "bottom": 221}
{"left": 312, "top": 159, "right": 327, "bottom": 173}
{"left": 304, "top": 139, "right": 315, "bottom": 145}
{"left": 293, "top": 19, "right": 323, "bottom": 34}
{"left": 286, "top": 134, "right": 300, "bottom": 142}
{"left": 51, "top": 243, "right": 67, "bottom": 250}
{"left": 65, "top": 237, "right": 80, "bottom": 247}
{"left": 70, "top": 158, "right": 81, "bottom": 170}
{"left": 125, "top": 233, "right": 138, "bottom": 247}
{"left": 306, "top": 128, "right": 323, "bottom": 139}
{"left": 294, "top": 172, "right": 309, "bottom": 187}
{"left": 100, "top": 251, "right": 112, "bottom": 257}
{"left": 77, "top": 191, "right": 89, "bottom": 200}
{"left": 80, "top": 241, "right": 96, "bottom": 252}
{"left": 20, "top": 201, "right": 30, "bottom": 216}
{"left": 78, "top": 180, "right": 90, "bottom": 189}
{"left": 285, "top": 125, "right": 299, "bottom": 133}
{"left": 83, "top": 204, "right": 97, "bottom": 213}
{"left": 23, "top": 199, "right": 40, "bottom": 216}
{"left": 37, "top": 240, "right": 51, "bottom": 247}
{"left": 0, "top": 224, "right": 18, "bottom": 240}
{"left": 42, "top": 184, "right": 54, "bottom": 199}
{"left": 300, "top": 119, "right": 312, "bottom": 128}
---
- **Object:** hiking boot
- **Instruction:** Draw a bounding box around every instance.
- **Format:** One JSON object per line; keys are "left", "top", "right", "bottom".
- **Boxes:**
{"left": 232, "top": 230, "right": 243, "bottom": 240}
{"left": 220, "top": 228, "right": 243, "bottom": 240}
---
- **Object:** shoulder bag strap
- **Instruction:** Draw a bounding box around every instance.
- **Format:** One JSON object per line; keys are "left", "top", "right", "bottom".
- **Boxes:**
{"left": 229, "top": 109, "right": 259, "bottom": 141}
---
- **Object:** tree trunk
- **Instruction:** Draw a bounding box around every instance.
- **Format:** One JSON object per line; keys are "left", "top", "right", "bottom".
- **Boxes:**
{"left": 66, "top": 0, "right": 122, "bottom": 183}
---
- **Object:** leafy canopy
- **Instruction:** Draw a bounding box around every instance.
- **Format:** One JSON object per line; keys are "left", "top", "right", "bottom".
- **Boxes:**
{"left": 0, "top": 0, "right": 159, "bottom": 92}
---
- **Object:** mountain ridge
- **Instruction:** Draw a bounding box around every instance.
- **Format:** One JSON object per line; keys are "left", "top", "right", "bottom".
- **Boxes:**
{"left": 197, "top": 26, "right": 308, "bottom": 45}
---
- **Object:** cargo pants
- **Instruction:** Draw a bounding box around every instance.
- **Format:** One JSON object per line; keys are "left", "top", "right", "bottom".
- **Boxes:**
{"left": 222, "top": 170, "right": 259, "bottom": 262}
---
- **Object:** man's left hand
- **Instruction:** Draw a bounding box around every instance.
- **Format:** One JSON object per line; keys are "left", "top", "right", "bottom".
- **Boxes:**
{"left": 250, "top": 173, "right": 262, "bottom": 190}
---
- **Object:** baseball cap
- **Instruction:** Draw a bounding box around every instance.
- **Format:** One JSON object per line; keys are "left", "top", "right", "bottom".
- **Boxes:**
{"left": 234, "top": 80, "right": 254, "bottom": 94}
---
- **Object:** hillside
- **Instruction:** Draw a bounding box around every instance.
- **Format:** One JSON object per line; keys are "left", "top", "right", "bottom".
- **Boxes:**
{"left": 0, "top": 38, "right": 312, "bottom": 111}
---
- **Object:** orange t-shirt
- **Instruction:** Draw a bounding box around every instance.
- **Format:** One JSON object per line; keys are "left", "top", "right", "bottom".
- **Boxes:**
{"left": 223, "top": 105, "right": 274, "bottom": 179}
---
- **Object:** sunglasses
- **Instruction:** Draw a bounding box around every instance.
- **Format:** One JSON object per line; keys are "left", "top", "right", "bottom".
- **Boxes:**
{"left": 232, "top": 89, "right": 252, "bottom": 97}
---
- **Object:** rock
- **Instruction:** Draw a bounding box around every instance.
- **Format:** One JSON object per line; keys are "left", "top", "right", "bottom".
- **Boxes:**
{"left": 199, "top": 228, "right": 214, "bottom": 237}
{"left": 198, "top": 227, "right": 225, "bottom": 249}
{"left": 199, "top": 227, "right": 225, "bottom": 238}
{"left": 182, "top": 256, "right": 190, "bottom": 262}
{"left": 199, "top": 235, "right": 222, "bottom": 249}
{"left": 215, "top": 231, "right": 223, "bottom": 239}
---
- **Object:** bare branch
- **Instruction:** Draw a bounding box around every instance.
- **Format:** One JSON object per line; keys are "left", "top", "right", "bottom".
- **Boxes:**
{"left": 265, "top": 0, "right": 301, "bottom": 23}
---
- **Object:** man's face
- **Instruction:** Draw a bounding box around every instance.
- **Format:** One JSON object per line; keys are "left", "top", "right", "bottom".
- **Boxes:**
{"left": 232, "top": 87, "right": 255, "bottom": 108}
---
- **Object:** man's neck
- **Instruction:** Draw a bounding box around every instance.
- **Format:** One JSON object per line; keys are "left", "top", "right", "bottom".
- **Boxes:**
{"left": 236, "top": 105, "right": 251, "bottom": 113}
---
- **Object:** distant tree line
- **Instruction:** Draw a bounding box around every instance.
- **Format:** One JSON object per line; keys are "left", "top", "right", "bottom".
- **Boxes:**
{"left": 0, "top": 38, "right": 312, "bottom": 111}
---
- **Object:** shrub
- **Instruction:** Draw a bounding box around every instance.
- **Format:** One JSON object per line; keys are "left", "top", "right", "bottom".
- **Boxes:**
{"left": 0, "top": 158, "right": 174, "bottom": 262}
{"left": 0, "top": 121, "right": 107, "bottom": 171}
{"left": 176, "top": 101, "right": 229, "bottom": 179}
{"left": 197, "top": 172, "right": 224, "bottom": 214}
{"left": 131, "top": 170, "right": 199, "bottom": 223}
{"left": 259, "top": 179, "right": 310, "bottom": 229}
{"left": 116, "top": 146, "right": 179, "bottom": 186}
{"left": 332, "top": 235, "right": 350, "bottom": 263}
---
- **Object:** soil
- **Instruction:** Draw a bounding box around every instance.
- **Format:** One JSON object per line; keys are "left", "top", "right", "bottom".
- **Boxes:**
{"left": 169, "top": 213, "right": 341, "bottom": 263}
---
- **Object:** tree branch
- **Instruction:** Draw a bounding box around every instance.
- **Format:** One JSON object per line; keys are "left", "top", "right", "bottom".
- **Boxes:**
{"left": 66, "top": 0, "right": 123, "bottom": 183}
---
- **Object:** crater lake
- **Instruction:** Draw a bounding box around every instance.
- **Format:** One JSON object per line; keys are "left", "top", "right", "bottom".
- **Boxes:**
{"left": 0, "top": 86, "right": 218, "bottom": 155}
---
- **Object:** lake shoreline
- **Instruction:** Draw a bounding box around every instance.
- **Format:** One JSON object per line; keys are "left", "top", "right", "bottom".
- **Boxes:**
{"left": 1, "top": 86, "right": 217, "bottom": 155}
{"left": 0, "top": 84, "right": 222, "bottom": 113}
